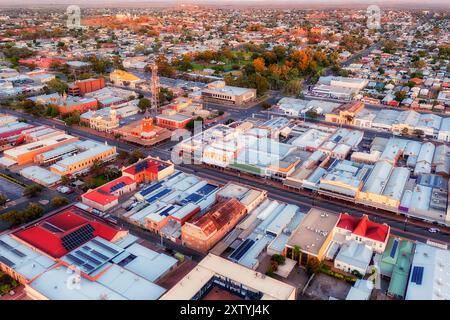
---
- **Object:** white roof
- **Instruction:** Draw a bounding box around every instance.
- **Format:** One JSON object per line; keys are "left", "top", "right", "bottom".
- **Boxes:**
{"left": 335, "top": 242, "right": 373, "bottom": 272}
{"left": 160, "top": 254, "right": 296, "bottom": 300}
{"left": 0, "top": 234, "right": 56, "bottom": 282}
{"left": 406, "top": 242, "right": 450, "bottom": 300}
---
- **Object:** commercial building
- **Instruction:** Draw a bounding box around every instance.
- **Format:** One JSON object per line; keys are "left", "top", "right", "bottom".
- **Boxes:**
{"left": 155, "top": 111, "right": 192, "bottom": 130}
{"left": 2, "top": 134, "right": 78, "bottom": 165}
{"left": 0, "top": 206, "right": 178, "bottom": 300}
{"left": 285, "top": 208, "right": 340, "bottom": 265}
{"left": 110, "top": 69, "right": 141, "bottom": 88}
{"left": 29, "top": 93, "right": 98, "bottom": 115}
{"left": 334, "top": 214, "right": 390, "bottom": 254}
{"left": 334, "top": 241, "right": 373, "bottom": 275}
{"left": 121, "top": 156, "right": 175, "bottom": 184}
{"left": 228, "top": 198, "right": 304, "bottom": 270}
{"left": 161, "top": 254, "right": 297, "bottom": 300}
{"left": 201, "top": 81, "right": 256, "bottom": 106}
{"left": 49, "top": 140, "right": 117, "bottom": 176}
{"left": 181, "top": 198, "right": 247, "bottom": 253}
{"left": 126, "top": 170, "right": 219, "bottom": 239}
{"left": 405, "top": 242, "right": 450, "bottom": 300}
{"left": 82, "top": 176, "right": 137, "bottom": 212}
{"left": 20, "top": 165, "right": 62, "bottom": 187}
{"left": 379, "top": 236, "right": 414, "bottom": 299}
{"left": 113, "top": 115, "right": 172, "bottom": 146}
{"left": 324, "top": 101, "right": 365, "bottom": 125}
{"left": 68, "top": 78, "right": 105, "bottom": 96}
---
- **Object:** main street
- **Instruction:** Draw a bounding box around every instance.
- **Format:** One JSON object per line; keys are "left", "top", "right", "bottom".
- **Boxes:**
{"left": 1, "top": 107, "right": 449, "bottom": 246}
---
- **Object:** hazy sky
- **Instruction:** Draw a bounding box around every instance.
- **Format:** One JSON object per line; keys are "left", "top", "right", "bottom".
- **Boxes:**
{"left": 0, "top": 0, "right": 448, "bottom": 8}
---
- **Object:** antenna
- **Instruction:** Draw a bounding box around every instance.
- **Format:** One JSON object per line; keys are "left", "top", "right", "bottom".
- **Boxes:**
{"left": 149, "top": 64, "right": 160, "bottom": 116}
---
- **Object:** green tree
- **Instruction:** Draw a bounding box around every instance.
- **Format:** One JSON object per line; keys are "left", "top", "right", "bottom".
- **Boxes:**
{"left": 46, "top": 78, "right": 68, "bottom": 94}
{"left": 306, "top": 257, "right": 321, "bottom": 275}
{"left": 282, "top": 79, "right": 303, "bottom": 97}
{"left": 23, "top": 184, "right": 43, "bottom": 198}
{"left": 0, "top": 193, "right": 7, "bottom": 206}
{"left": 51, "top": 196, "right": 69, "bottom": 208}
{"left": 138, "top": 98, "right": 151, "bottom": 112}
{"left": 129, "top": 150, "right": 145, "bottom": 164}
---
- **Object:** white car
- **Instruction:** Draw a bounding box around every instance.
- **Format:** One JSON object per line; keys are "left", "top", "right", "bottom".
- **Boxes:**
{"left": 428, "top": 228, "right": 440, "bottom": 233}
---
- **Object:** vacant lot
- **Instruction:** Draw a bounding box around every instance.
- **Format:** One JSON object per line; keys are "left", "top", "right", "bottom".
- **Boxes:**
{"left": 304, "top": 273, "right": 352, "bottom": 300}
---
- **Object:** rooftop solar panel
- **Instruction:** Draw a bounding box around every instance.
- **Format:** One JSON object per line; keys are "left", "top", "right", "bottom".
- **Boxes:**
{"left": 110, "top": 181, "right": 126, "bottom": 192}
{"left": 0, "top": 255, "right": 15, "bottom": 267}
{"left": 390, "top": 240, "right": 399, "bottom": 258}
{"left": 83, "top": 263, "right": 95, "bottom": 272}
{"left": 66, "top": 253, "right": 85, "bottom": 266}
{"left": 91, "top": 238, "right": 119, "bottom": 255}
{"left": 11, "top": 249, "right": 26, "bottom": 258}
{"left": 74, "top": 250, "right": 102, "bottom": 265}
{"left": 0, "top": 239, "right": 14, "bottom": 250}
{"left": 196, "top": 183, "right": 218, "bottom": 196}
{"left": 91, "top": 249, "right": 109, "bottom": 261}
{"left": 181, "top": 193, "right": 203, "bottom": 204}
{"left": 135, "top": 161, "right": 149, "bottom": 173}
{"left": 158, "top": 205, "right": 175, "bottom": 217}
{"left": 229, "top": 239, "right": 255, "bottom": 262}
{"left": 411, "top": 266, "right": 424, "bottom": 285}
{"left": 140, "top": 182, "right": 163, "bottom": 197}
{"left": 61, "top": 224, "right": 95, "bottom": 251}
{"left": 146, "top": 188, "right": 171, "bottom": 203}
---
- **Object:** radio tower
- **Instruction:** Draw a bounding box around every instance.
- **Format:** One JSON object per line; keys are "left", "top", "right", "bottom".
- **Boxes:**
{"left": 150, "top": 64, "right": 160, "bottom": 116}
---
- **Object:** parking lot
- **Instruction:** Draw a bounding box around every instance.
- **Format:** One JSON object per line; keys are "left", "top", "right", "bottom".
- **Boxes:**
{"left": 0, "top": 176, "right": 24, "bottom": 202}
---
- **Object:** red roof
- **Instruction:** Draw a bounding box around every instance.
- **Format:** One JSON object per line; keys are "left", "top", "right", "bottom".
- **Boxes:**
{"left": 14, "top": 207, "right": 120, "bottom": 258}
{"left": 81, "top": 176, "right": 135, "bottom": 206}
{"left": 122, "top": 159, "right": 164, "bottom": 176}
{"left": 337, "top": 214, "right": 389, "bottom": 243}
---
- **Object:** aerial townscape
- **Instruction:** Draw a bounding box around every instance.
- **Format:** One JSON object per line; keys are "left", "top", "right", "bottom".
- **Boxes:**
{"left": 0, "top": 0, "right": 449, "bottom": 306}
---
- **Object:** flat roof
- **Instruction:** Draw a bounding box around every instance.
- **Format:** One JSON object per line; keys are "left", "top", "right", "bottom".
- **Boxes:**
{"left": 287, "top": 208, "right": 340, "bottom": 256}
{"left": 160, "top": 254, "right": 296, "bottom": 300}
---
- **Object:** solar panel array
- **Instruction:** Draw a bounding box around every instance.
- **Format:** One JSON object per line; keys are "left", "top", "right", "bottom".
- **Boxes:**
{"left": 390, "top": 240, "right": 399, "bottom": 258}
{"left": 146, "top": 188, "right": 171, "bottom": 203}
{"left": 0, "top": 255, "right": 15, "bottom": 267}
{"left": 158, "top": 205, "right": 175, "bottom": 217}
{"left": 0, "top": 239, "right": 14, "bottom": 250}
{"left": 91, "top": 238, "right": 119, "bottom": 255}
{"left": 181, "top": 193, "right": 202, "bottom": 205}
{"left": 11, "top": 249, "right": 26, "bottom": 258}
{"left": 0, "top": 239, "right": 26, "bottom": 258}
{"left": 140, "top": 182, "right": 163, "bottom": 197}
{"left": 411, "top": 266, "right": 424, "bottom": 285}
{"left": 135, "top": 161, "right": 149, "bottom": 173}
{"left": 61, "top": 224, "right": 95, "bottom": 251}
{"left": 196, "top": 183, "right": 218, "bottom": 196}
{"left": 110, "top": 181, "right": 126, "bottom": 192}
{"left": 229, "top": 239, "right": 255, "bottom": 262}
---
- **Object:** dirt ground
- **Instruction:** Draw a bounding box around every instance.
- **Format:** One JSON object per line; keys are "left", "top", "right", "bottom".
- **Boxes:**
{"left": 304, "top": 273, "right": 352, "bottom": 300}
{"left": 202, "top": 286, "right": 243, "bottom": 300}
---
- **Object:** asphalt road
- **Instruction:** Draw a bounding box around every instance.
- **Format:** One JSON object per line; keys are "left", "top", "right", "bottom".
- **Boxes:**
{"left": 177, "top": 164, "right": 450, "bottom": 245}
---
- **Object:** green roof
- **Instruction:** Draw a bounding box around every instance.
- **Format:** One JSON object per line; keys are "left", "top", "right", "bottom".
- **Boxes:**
{"left": 229, "top": 162, "right": 264, "bottom": 175}
{"left": 380, "top": 237, "right": 415, "bottom": 298}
